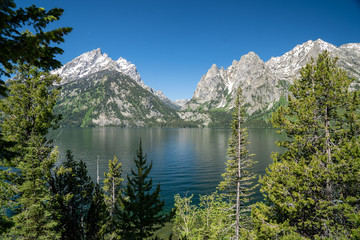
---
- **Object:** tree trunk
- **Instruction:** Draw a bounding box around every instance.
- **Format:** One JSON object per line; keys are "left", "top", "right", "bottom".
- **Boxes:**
{"left": 235, "top": 102, "right": 241, "bottom": 240}
{"left": 324, "top": 106, "right": 333, "bottom": 199}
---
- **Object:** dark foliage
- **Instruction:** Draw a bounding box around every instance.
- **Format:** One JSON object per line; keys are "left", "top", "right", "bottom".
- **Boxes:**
{"left": 119, "top": 140, "right": 173, "bottom": 239}
{"left": 86, "top": 184, "right": 107, "bottom": 240}
{"left": 0, "top": 0, "right": 72, "bottom": 92}
{"left": 49, "top": 150, "right": 95, "bottom": 240}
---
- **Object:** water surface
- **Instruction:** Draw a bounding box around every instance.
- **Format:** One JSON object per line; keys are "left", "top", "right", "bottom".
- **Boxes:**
{"left": 52, "top": 128, "right": 283, "bottom": 209}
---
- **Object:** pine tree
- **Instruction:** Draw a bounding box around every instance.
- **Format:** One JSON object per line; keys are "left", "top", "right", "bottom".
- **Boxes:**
{"left": 0, "top": 0, "right": 72, "bottom": 91}
{"left": 102, "top": 156, "right": 124, "bottom": 239}
{"left": 120, "top": 140, "right": 172, "bottom": 239}
{"left": 218, "top": 87, "right": 257, "bottom": 239}
{"left": 86, "top": 184, "right": 107, "bottom": 240}
{"left": 0, "top": 64, "right": 61, "bottom": 238}
{"left": 0, "top": 134, "right": 16, "bottom": 235}
{"left": 49, "top": 150, "right": 94, "bottom": 240}
{"left": 0, "top": 0, "right": 71, "bottom": 174}
{"left": 0, "top": 1, "right": 71, "bottom": 236}
{"left": 252, "top": 51, "right": 360, "bottom": 239}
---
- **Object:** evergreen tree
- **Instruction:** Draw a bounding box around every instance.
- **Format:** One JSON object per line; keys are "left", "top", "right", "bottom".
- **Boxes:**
{"left": 0, "top": 1, "right": 71, "bottom": 236}
{"left": 49, "top": 150, "right": 94, "bottom": 240}
{"left": 218, "top": 87, "right": 257, "bottom": 239}
{"left": 0, "top": 0, "right": 72, "bottom": 93}
{"left": 0, "top": 64, "right": 61, "bottom": 239}
{"left": 0, "top": 0, "right": 71, "bottom": 171}
{"left": 252, "top": 51, "right": 360, "bottom": 239}
{"left": 120, "top": 140, "right": 172, "bottom": 239}
{"left": 0, "top": 134, "right": 16, "bottom": 235}
{"left": 102, "top": 156, "right": 124, "bottom": 239}
{"left": 86, "top": 183, "right": 107, "bottom": 240}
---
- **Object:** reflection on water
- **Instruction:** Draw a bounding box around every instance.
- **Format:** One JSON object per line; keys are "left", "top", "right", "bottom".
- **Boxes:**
{"left": 52, "top": 127, "right": 284, "bottom": 210}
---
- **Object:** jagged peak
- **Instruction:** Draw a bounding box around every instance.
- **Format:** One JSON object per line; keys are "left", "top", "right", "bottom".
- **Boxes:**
{"left": 339, "top": 42, "right": 360, "bottom": 52}
{"left": 238, "top": 51, "right": 262, "bottom": 64}
{"left": 243, "top": 51, "right": 260, "bottom": 59}
{"left": 311, "top": 39, "right": 337, "bottom": 50}
{"left": 205, "top": 64, "right": 220, "bottom": 75}
{"left": 92, "top": 47, "right": 102, "bottom": 53}
{"left": 267, "top": 39, "right": 336, "bottom": 65}
{"left": 210, "top": 63, "right": 219, "bottom": 69}
{"left": 246, "top": 51, "right": 258, "bottom": 57}
{"left": 52, "top": 48, "right": 137, "bottom": 84}
{"left": 116, "top": 57, "right": 135, "bottom": 68}
{"left": 117, "top": 56, "right": 128, "bottom": 63}
{"left": 84, "top": 48, "right": 103, "bottom": 57}
{"left": 53, "top": 48, "right": 175, "bottom": 108}
{"left": 72, "top": 47, "right": 110, "bottom": 65}
{"left": 314, "top": 38, "right": 326, "bottom": 44}
{"left": 297, "top": 39, "right": 336, "bottom": 50}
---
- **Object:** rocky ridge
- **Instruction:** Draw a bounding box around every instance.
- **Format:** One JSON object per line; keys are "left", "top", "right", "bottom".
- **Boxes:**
{"left": 54, "top": 70, "right": 190, "bottom": 127}
{"left": 53, "top": 39, "right": 360, "bottom": 127}
{"left": 52, "top": 49, "right": 178, "bottom": 109}
{"left": 185, "top": 39, "right": 360, "bottom": 121}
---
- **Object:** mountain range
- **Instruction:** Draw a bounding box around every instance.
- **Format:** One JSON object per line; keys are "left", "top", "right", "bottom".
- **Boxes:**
{"left": 52, "top": 39, "right": 360, "bottom": 127}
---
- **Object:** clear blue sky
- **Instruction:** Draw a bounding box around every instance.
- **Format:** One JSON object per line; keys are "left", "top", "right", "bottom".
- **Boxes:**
{"left": 17, "top": 0, "right": 360, "bottom": 100}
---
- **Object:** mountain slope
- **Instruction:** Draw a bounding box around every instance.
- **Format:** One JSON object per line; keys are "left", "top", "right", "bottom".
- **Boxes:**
{"left": 53, "top": 48, "right": 179, "bottom": 109}
{"left": 53, "top": 39, "right": 360, "bottom": 128}
{"left": 183, "top": 39, "right": 360, "bottom": 126}
{"left": 54, "top": 70, "right": 189, "bottom": 127}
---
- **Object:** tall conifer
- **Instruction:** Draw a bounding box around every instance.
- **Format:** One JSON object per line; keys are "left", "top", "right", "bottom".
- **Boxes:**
{"left": 0, "top": 64, "right": 61, "bottom": 238}
{"left": 102, "top": 156, "right": 124, "bottom": 239}
{"left": 0, "top": 1, "right": 71, "bottom": 236}
{"left": 218, "top": 87, "right": 257, "bottom": 239}
{"left": 50, "top": 150, "right": 94, "bottom": 240}
{"left": 252, "top": 51, "right": 360, "bottom": 239}
{"left": 86, "top": 183, "right": 107, "bottom": 240}
{"left": 0, "top": 0, "right": 72, "bottom": 95}
{"left": 120, "top": 140, "right": 172, "bottom": 239}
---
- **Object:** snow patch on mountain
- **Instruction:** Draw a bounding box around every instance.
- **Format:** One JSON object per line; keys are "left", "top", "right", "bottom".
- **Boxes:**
{"left": 186, "top": 39, "right": 360, "bottom": 116}
{"left": 52, "top": 48, "right": 177, "bottom": 108}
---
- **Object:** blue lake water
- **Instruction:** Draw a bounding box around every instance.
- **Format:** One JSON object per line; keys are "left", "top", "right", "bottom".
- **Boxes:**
{"left": 52, "top": 127, "right": 283, "bottom": 210}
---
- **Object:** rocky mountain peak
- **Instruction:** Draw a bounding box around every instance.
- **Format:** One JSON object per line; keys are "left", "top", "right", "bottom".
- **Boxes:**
{"left": 339, "top": 43, "right": 360, "bottom": 51}
{"left": 265, "top": 39, "right": 337, "bottom": 83}
{"left": 116, "top": 57, "right": 133, "bottom": 67}
{"left": 241, "top": 51, "right": 260, "bottom": 60}
{"left": 114, "top": 57, "right": 141, "bottom": 83}
{"left": 52, "top": 49, "right": 180, "bottom": 109}
{"left": 236, "top": 51, "right": 263, "bottom": 68}
{"left": 88, "top": 48, "right": 102, "bottom": 58}
{"left": 52, "top": 48, "right": 143, "bottom": 85}
{"left": 190, "top": 63, "right": 226, "bottom": 107}
{"left": 186, "top": 39, "right": 360, "bottom": 119}
{"left": 52, "top": 39, "right": 359, "bottom": 128}
{"left": 208, "top": 64, "right": 220, "bottom": 75}
{"left": 78, "top": 48, "right": 112, "bottom": 67}
{"left": 52, "top": 48, "right": 113, "bottom": 83}
{"left": 231, "top": 60, "right": 238, "bottom": 66}
{"left": 310, "top": 39, "right": 333, "bottom": 51}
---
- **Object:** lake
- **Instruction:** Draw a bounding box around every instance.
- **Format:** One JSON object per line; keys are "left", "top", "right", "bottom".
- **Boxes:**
{"left": 52, "top": 127, "right": 284, "bottom": 210}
